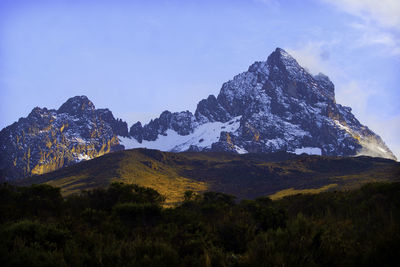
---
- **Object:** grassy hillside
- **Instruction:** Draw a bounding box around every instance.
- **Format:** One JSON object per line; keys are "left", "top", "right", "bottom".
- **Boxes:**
{"left": 16, "top": 148, "right": 400, "bottom": 204}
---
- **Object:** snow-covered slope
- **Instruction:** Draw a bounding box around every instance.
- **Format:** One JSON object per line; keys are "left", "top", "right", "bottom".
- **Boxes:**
{"left": 120, "top": 116, "right": 244, "bottom": 153}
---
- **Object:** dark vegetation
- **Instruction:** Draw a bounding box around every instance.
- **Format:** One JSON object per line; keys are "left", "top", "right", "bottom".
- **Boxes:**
{"left": 1, "top": 181, "right": 399, "bottom": 266}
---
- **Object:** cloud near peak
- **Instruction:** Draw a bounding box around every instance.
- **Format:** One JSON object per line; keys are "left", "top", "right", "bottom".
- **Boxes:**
{"left": 321, "top": 0, "right": 400, "bottom": 56}
{"left": 321, "top": 0, "right": 400, "bottom": 30}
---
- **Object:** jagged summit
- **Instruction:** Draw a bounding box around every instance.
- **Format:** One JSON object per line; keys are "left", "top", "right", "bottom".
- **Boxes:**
{"left": 124, "top": 48, "right": 396, "bottom": 161}
{"left": 268, "top": 47, "right": 302, "bottom": 70}
{"left": 58, "top": 95, "right": 95, "bottom": 116}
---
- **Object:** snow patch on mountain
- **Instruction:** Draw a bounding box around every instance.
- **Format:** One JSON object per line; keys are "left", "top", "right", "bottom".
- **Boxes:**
{"left": 77, "top": 154, "right": 92, "bottom": 161}
{"left": 234, "top": 145, "right": 248, "bottom": 154}
{"left": 120, "top": 116, "right": 242, "bottom": 152}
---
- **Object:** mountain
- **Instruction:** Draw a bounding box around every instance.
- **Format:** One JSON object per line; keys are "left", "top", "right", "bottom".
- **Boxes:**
{"left": 0, "top": 96, "right": 128, "bottom": 180}
{"left": 0, "top": 48, "right": 396, "bottom": 180}
{"left": 15, "top": 148, "right": 400, "bottom": 204}
{"left": 124, "top": 48, "right": 396, "bottom": 160}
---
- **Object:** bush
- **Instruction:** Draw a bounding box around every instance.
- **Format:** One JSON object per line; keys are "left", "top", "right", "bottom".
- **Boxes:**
{"left": 0, "top": 220, "right": 69, "bottom": 267}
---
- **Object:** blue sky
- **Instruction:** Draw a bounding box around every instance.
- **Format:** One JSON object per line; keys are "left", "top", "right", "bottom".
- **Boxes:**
{"left": 1, "top": 0, "right": 399, "bottom": 158}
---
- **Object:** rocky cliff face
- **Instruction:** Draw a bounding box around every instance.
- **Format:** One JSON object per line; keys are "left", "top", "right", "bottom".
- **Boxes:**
{"left": 0, "top": 96, "right": 128, "bottom": 180}
{"left": 125, "top": 48, "right": 396, "bottom": 160}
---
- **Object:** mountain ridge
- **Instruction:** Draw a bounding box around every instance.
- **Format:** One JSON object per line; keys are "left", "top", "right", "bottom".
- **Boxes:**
{"left": 0, "top": 48, "right": 396, "bottom": 180}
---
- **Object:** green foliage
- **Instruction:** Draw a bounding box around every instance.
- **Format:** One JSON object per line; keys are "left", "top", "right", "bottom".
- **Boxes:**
{"left": 0, "top": 220, "right": 69, "bottom": 267}
{"left": 0, "top": 182, "right": 399, "bottom": 266}
{"left": 2, "top": 220, "right": 69, "bottom": 250}
{"left": 0, "top": 183, "right": 63, "bottom": 221}
{"left": 78, "top": 182, "right": 165, "bottom": 211}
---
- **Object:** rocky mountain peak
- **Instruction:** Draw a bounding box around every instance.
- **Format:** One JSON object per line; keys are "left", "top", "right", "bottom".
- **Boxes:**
{"left": 0, "top": 96, "right": 129, "bottom": 180}
{"left": 57, "top": 95, "right": 95, "bottom": 116}
{"left": 125, "top": 48, "right": 396, "bottom": 161}
{"left": 267, "top": 47, "right": 302, "bottom": 72}
{"left": 27, "top": 107, "right": 48, "bottom": 120}
{"left": 267, "top": 48, "right": 310, "bottom": 86}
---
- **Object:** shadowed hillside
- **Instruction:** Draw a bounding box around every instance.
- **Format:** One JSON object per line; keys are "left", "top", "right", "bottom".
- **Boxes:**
{"left": 16, "top": 148, "right": 400, "bottom": 204}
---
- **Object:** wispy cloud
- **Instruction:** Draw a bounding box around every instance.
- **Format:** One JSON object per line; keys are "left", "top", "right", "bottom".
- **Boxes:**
{"left": 338, "top": 80, "right": 400, "bottom": 160}
{"left": 335, "top": 81, "right": 373, "bottom": 114}
{"left": 321, "top": 0, "right": 400, "bottom": 29}
{"left": 351, "top": 22, "right": 400, "bottom": 55}
{"left": 361, "top": 114, "right": 400, "bottom": 161}
{"left": 285, "top": 41, "right": 339, "bottom": 76}
{"left": 321, "top": 0, "right": 400, "bottom": 56}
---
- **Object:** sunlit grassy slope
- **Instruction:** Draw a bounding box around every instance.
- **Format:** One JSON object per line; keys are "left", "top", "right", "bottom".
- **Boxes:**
{"left": 17, "top": 148, "right": 400, "bottom": 204}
